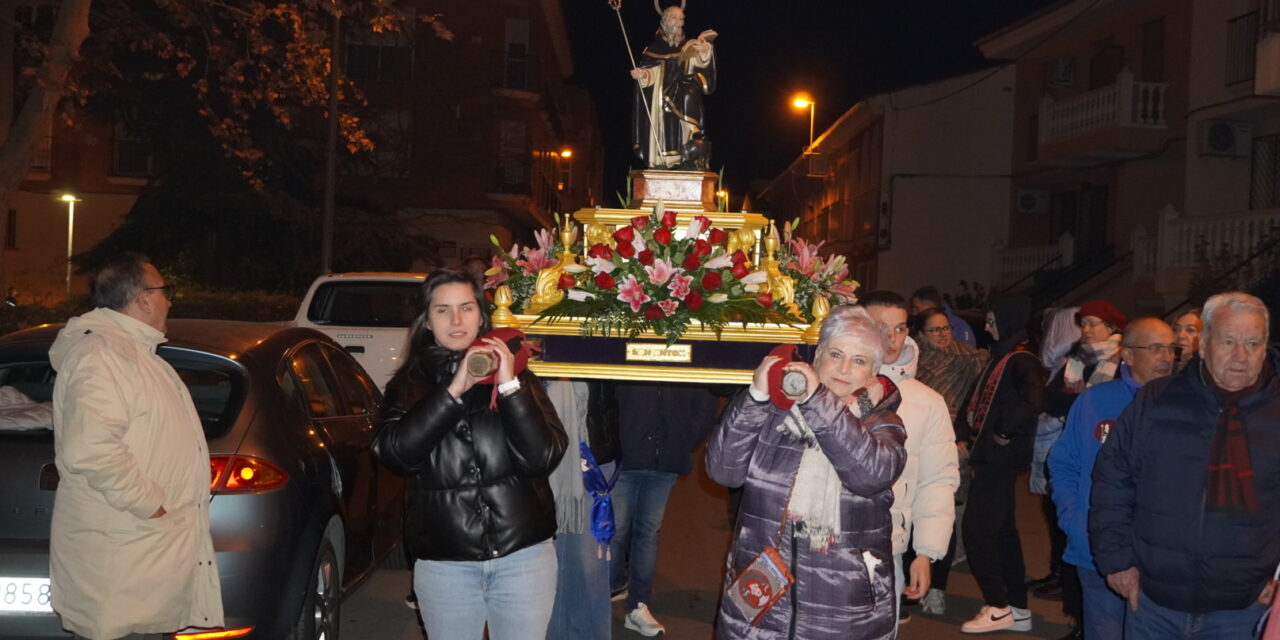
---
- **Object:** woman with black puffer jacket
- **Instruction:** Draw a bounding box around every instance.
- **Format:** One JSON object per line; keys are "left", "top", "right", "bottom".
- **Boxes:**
{"left": 373, "top": 269, "right": 567, "bottom": 640}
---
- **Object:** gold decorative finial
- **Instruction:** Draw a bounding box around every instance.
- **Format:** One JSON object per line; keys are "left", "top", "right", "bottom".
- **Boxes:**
{"left": 526, "top": 223, "right": 581, "bottom": 314}
{"left": 760, "top": 224, "right": 799, "bottom": 317}
{"left": 492, "top": 285, "right": 517, "bottom": 327}
{"left": 803, "top": 294, "right": 831, "bottom": 343}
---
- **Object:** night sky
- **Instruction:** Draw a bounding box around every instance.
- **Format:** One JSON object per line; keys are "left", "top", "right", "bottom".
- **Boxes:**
{"left": 565, "top": 0, "right": 1060, "bottom": 202}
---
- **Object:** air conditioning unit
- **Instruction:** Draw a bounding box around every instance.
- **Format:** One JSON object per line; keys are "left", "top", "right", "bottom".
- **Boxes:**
{"left": 1015, "top": 188, "right": 1049, "bottom": 214}
{"left": 805, "top": 152, "right": 829, "bottom": 178}
{"left": 1200, "top": 120, "right": 1253, "bottom": 157}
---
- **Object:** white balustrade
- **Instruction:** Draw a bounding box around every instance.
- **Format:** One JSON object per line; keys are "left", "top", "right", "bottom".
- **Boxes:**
{"left": 1158, "top": 207, "right": 1280, "bottom": 270}
{"left": 1040, "top": 69, "right": 1168, "bottom": 143}
{"left": 996, "top": 243, "right": 1063, "bottom": 288}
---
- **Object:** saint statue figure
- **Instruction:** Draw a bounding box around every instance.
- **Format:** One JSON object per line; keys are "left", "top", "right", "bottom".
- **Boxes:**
{"left": 629, "top": 2, "right": 717, "bottom": 170}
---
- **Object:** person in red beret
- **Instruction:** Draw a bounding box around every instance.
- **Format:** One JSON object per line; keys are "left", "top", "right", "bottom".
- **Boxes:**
{"left": 1028, "top": 300, "right": 1127, "bottom": 621}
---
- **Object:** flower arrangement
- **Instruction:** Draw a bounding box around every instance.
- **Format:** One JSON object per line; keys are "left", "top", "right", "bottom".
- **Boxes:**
{"left": 775, "top": 221, "right": 860, "bottom": 313}
{"left": 485, "top": 208, "right": 859, "bottom": 344}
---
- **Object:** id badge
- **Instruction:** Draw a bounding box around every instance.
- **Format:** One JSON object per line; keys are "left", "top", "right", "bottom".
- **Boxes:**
{"left": 725, "top": 545, "right": 795, "bottom": 625}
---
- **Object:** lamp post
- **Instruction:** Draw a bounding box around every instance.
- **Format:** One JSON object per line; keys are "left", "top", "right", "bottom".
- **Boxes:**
{"left": 791, "top": 94, "right": 815, "bottom": 150}
{"left": 58, "top": 194, "right": 81, "bottom": 298}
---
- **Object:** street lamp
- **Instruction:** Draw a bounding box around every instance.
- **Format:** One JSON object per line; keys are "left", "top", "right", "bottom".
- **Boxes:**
{"left": 58, "top": 193, "right": 80, "bottom": 298}
{"left": 791, "top": 94, "right": 815, "bottom": 150}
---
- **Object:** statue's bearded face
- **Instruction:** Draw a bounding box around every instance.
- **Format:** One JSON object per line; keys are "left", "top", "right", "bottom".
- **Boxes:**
{"left": 660, "top": 7, "right": 684, "bottom": 45}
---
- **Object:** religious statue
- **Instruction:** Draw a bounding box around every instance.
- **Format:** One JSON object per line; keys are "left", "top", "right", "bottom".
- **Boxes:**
{"left": 629, "top": 1, "right": 717, "bottom": 170}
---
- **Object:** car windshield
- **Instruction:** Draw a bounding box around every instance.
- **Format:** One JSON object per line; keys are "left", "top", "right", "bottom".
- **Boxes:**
{"left": 307, "top": 281, "right": 421, "bottom": 328}
{"left": 0, "top": 350, "right": 245, "bottom": 440}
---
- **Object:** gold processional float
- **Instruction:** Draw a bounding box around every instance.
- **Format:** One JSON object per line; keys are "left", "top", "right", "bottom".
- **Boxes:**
{"left": 483, "top": 170, "right": 859, "bottom": 384}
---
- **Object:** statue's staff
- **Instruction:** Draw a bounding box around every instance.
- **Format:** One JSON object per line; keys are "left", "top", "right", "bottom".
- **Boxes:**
{"left": 608, "top": 0, "right": 663, "bottom": 159}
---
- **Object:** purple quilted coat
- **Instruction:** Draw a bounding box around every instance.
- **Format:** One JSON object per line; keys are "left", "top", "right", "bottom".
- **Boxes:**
{"left": 706, "top": 380, "right": 907, "bottom": 640}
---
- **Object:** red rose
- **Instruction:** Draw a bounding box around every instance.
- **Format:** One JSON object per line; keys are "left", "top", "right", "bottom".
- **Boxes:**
{"left": 631, "top": 215, "right": 649, "bottom": 231}
{"left": 701, "top": 271, "right": 722, "bottom": 290}
{"left": 557, "top": 273, "right": 576, "bottom": 289}
{"left": 693, "top": 239, "right": 712, "bottom": 257}
{"left": 731, "top": 262, "right": 750, "bottom": 279}
{"left": 694, "top": 215, "right": 713, "bottom": 230}
{"left": 732, "top": 250, "right": 748, "bottom": 265}
{"left": 709, "top": 228, "right": 728, "bottom": 245}
{"left": 638, "top": 249, "right": 655, "bottom": 266}
{"left": 756, "top": 293, "right": 773, "bottom": 307}
{"left": 588, "top": 243, "right": 613, "bottom": 260}
{"left": 594, "top": 272, "right": 616, "bottom": 290}
{"left": 616, "top": 241, "right": 636, "bottom": 258}
{"left": 613, "top": 226, "right": 635, "bottom": 245}
{"left": 685, "top": 290, "right": 704, "bottom": 310}
{"left": 661, "top": 209, "right": 678, "bottom": 227}
{"left": 654, "top": 227, "right": 672, "bottom": 245}
{"left": 682, "top": 253, "right": 701, "bottom": 271}
{"left": 644, "top": 304, "right": 663, "bottom": 320}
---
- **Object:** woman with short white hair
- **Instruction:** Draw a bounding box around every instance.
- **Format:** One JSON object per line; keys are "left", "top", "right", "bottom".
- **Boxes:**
{"left": 706, "top": 305, "right": 907, "bottom": 639}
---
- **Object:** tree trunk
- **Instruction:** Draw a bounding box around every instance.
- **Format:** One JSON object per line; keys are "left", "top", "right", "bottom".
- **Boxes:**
{"left": 0, "top": 0, "right": 91, "bottom": 207}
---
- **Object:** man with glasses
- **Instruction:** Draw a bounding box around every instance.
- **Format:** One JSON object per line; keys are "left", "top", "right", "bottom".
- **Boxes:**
{"left": 1092, "top": 293, "right": 1280, "bottom": 639}
{"left": 1048, "top": 317, "right": 1175, "bottom": 639}
{"left": 860, "top": 291, "right": 960, "bottom": 628}
{"left": 48, "top": 253, "right": 221, "bottom": 640}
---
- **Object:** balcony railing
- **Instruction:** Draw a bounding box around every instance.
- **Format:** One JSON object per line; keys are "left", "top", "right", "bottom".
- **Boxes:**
{"left": 29, "top": 135, "right": 51, "bottom": 171}
{"left": 994, "top": 232, "right": 1075, "bottom": 289}
{"left": 1158, "top": 205, "right": 1280, "bottom": 270}
{"left": 1263, "top": 0, "right": 1280, "bottom": 34}
{"left": 1226, "top": 11, "right": 1259, "bottom": 85}
{"left": 1039, "top": 68, "right": 1167, "bottom": 143}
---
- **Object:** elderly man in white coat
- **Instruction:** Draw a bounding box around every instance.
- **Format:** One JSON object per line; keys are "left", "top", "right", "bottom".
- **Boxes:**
{"left": 861, "top": 291, "right": 961, "bottom": 629}
{"left": 49, "top": 253, "right": 222, "bottom": 640}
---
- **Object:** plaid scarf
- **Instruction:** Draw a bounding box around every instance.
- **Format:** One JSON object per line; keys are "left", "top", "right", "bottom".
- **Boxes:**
{"left": 1205, "top": 360, "right": 1273, "bottom": 514}
{"left": 966, "top": 345, "right": 1033, "bottom": 436}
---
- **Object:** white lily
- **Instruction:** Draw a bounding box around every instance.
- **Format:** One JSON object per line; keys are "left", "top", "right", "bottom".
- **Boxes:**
{"left": 562, "top": 263, "right": 589, "bottom": 274}
{"left": 566, "top": 289, "right": 595, "bottom": 301}
{"left": 740, "top": 271, "right": 768, "bottom": 285}
{"left": 704, "top": 253, "right": 734, "bottom": 269}
{"left": 684, "top": 216, "right": 706, "bottom": 238}
{"left": 708, "top": 293, "right": 729, "bottom": 304}
{"left": 586, "top": 256, "right": 616, "bottom": 274}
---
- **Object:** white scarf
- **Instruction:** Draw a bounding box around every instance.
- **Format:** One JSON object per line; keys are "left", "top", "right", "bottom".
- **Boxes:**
{"left": 545, "top": 381, "right": 590, "bottom": 535}
{"left": 776, "top": 381, "right": 884, "bottom": 552}
{"left": 1063, "top": 334, "right": 1122, "bottom": 393}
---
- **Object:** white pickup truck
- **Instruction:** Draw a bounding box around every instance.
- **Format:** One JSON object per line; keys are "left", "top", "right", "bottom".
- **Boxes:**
{"left": 294, "top": 272, "right": 426, "bottom": 389}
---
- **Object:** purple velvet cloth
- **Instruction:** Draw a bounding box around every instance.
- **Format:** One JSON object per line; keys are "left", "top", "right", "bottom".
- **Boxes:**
{"left": 706, "top": 381, "right": 908, "bottom": 639}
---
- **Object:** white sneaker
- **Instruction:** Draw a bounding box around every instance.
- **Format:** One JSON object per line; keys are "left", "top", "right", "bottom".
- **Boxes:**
{"left": 921, "top": 588, "right": 946, "bottom": 615}
{"left": 1010, "top": 606, "right": 1032, "bottom": 632}
{"left": 961, "top": 605, "right": 1015, "bottom": 633}
{"left": 624, "top": 602, "right": 666, "bottom": 636}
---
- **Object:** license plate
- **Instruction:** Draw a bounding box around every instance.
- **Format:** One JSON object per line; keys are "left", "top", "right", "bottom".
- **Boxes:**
{"left": 0, "top": 576, "right": 53, "bottom": 613}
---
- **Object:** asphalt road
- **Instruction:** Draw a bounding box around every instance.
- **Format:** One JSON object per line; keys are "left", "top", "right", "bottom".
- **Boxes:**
{"left": 343, "top": 448, "right": 1074, "bottom": 639}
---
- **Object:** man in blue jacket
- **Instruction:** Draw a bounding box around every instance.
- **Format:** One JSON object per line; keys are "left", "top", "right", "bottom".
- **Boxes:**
{"left": 1091, "top": 292, "right": 1280, "bottom": 639}
{"left": 1049, "top": 317, "right": 1175, "bottom": 639}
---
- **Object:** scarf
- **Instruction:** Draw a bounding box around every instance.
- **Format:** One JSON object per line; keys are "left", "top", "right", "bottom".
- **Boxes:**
{"left": 917, "top": 335, "right": 990, "bottom": 420}
{"left": 966, "top": 346, "right": 1035, "bottom": 436}
{"left": 1205, "top": 360, "right": 1272, "bottom": 514}
{"left": 1062, "top": 335, "right": 1121, "bottom": 393}
{"left": 545, "top": 381, "right": 592, "bottom": 534}
{"left": 777, "top": 377, "right": 887, "bottom": 552}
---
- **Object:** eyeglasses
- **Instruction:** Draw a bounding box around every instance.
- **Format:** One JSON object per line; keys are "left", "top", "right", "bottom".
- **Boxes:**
{"left": 924, "top": 326, "right": 951, "bottom": 335}
{"left": 1124, "top": 343, "right": 1178, "bottom": 356}
{"left": 143, "top": 285, "right": 176, "bottom": 302}
{"left": 1079, "top": 318, "right": 1111, "bottom": 329}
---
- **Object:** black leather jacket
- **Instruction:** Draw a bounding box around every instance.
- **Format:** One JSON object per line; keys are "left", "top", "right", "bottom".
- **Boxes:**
{"left": 373, "top": 350, "right": 567, "bottom": 561}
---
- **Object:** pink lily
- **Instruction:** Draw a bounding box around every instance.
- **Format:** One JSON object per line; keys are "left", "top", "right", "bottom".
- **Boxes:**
{"left": 667, "top": 273, "right": 693, "bottom": 300}
{"left": 617, "top": 275, "right": 652, "bottom": 313}
{"left": 704, "top": 253, "right": 734, "bottom": 270}
{"left": 657, "top": 300, "right": 679, "bottom": 316}
{"left": 644, "top": 258, "right": 678, "bottom": 286}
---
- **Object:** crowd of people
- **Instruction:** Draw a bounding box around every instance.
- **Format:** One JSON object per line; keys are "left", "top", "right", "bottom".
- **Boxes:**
{"left": 46, "top": 257, "right": 1280, "bottom": 640}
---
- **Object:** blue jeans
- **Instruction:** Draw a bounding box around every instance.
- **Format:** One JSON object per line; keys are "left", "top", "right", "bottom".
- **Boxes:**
{"left": 609, "top": 469, "right": 677, "bottom": 610}
{"left": 1125, "top": 588, "right": 1266, "bottom": 640}
{"left": 415, "top": 539, "right": 558, "bottom": 640}
{"left": 547, "top": 462, "right": 615, "bottom": 640}
{"left": 1074, "top": 564, "right": 1125, "bottom": 639}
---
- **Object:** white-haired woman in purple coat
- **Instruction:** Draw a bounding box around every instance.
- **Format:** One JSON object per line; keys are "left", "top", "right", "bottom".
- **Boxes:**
{"left": 707, "top": 305, "right": 908, "bottom": 639}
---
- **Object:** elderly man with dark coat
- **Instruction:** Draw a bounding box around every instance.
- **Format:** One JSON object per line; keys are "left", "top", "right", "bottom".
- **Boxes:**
{"left": 1091, "top": 292, "right": 1280, "bottom": 639}
{"left": 706, "top": 305, "right": 906, "bottom": 639}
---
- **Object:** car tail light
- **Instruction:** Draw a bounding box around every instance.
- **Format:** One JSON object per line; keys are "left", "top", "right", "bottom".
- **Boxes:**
{"left": 209, "top": 455, "right": 288, "bottom": 493}
{"left": 174, "top": 627, "right": 253, "bottom": 639}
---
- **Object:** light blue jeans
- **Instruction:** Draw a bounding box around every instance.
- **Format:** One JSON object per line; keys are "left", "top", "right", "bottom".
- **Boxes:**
{"left": 415, "top": 539, "right": 558, "bottom": 640}
{"left": 1125, "top": 588, "right": 1267, "bottom": 640}
{"left": 547, "top": 462, "right": 615, "bottom": 640}
{"left": 609, "top": 469, "right": 678, "bottom": 610}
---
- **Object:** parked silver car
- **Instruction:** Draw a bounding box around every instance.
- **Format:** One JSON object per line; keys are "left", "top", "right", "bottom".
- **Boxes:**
{"left": 0, "top": 320, "right": 404, "bottom": 639}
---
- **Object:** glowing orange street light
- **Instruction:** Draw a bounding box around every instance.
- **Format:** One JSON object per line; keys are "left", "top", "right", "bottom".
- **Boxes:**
{"left": 791, "top": 94, "right": 815, "bottom": 149}
{"left": 559, "top": 148, "right": 573, "bottom": 159}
